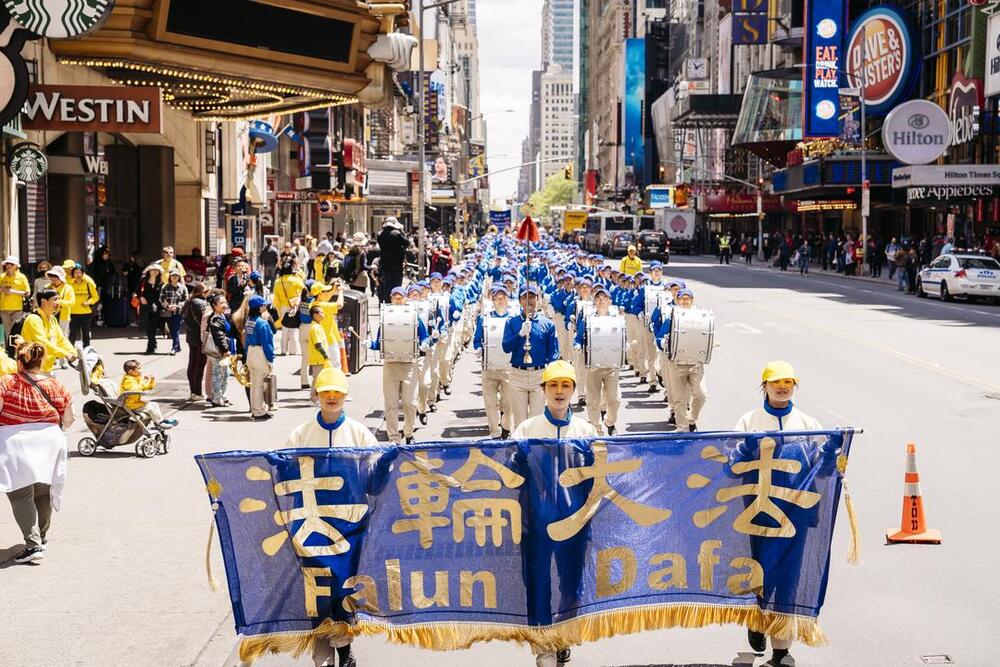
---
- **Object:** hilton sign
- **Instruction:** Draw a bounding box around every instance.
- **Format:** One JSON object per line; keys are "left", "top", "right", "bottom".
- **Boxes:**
{"left": 21, "top": 85, "right": 162, "bottom": 134}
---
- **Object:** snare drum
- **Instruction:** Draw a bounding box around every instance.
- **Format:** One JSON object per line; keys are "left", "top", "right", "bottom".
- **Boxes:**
{"left": 380, "top": 304, "right": 419, "bottom": 362}
{"left": 668, "top": 307, "right": 715, "bottom": 365}
{"left": 585, "top": 314, "right": 627, "bottom": 369}
{"left": 482, "top": 316, "right": 511, "bottom": 370}
{"left": 643, "top": 284, "right": 665, "bottom": 318}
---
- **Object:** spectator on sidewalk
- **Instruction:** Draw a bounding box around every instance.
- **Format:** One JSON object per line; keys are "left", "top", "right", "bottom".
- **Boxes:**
{"left": 157, "top": 246, "right": 185, "bottom": 278}
{"left": 204, "top": 292, "right": 234, "bottom": 408}
{"left": 87, "top": 247, "right": 115, "bottom": 324}
{"left": 136, "top": 265, "right": 164, "bottom": 355}
{"left": 894, "top": 245, "right": 908, "bottom": 291}
{"left": 259, "top": 238, "right": 279, "bottom": 287}
{"left": 0, "top": 341, "right": 74, "bottom": 565}
{"left": 226, "top": 258, "right": 251, "bottom": 312}
{"left": 68, "top": 264, "right": 99, "bottom": 348}
{"left": 46, "top": 265, "right": 75, "bottom": 341}
{"left": 777, "top": 238, "right": 791, "bottom": 271}
{"left": 272, "top": 261, "right": 304, "bottom": 357}
{"left": 343, "top": 234, "right": 370, "bottom": 293}
{"left": 30, "top": 261, "right": 52, "bottom": 301}
{"left": 797, "top": 240, "right": 811, "bottom": 275}
{"left": 886, "top": 238, "right": 900, "bottom": 280}
{"left": 0, "top": 256, "right": 30, "bottom": 339}
{"left": 377, "top": 217, "right": 408, "bottom": 302}
{"left": 843, "top": 236, "right": 855, "bottom": 276}
{"left": 182, "top": 283, "right": 208, "bottom": 400}
{"left": 940, "top": 236, "right": 955, "bottom": 256}
{"left": 906, "top": 246, "right": 919, "bottom": 293}
{"left": 243, "top": 295, "right": 275, "bottom": 421}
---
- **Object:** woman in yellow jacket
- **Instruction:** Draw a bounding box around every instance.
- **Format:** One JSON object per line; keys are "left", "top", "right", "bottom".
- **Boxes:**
{"left": 272, "top": 262, "right": 304, "bottom": 356}
{"left": 44, "top": 265, "right": 75, "bottom": 349}
{"left": 313, "top": 281, "right": 348, "bottom": 374}
{"left": 68, "top": 264, "right": 99, "bottom": 347}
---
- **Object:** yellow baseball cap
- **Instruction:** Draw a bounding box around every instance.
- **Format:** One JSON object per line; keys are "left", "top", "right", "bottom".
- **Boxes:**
{"left": 62, "top": 259, "right": 75, "bottom": 270}
{"left": 541, "top": 360, "right": 577, "bottom": 385}
{"left": 315, "top": 367, "right": 349, "bottom": 394}
{"left": 761, "top": 360, "right": 798, "bottom": 383}
{"left": 310, "top": 282, "right": 332, "bottom": 296}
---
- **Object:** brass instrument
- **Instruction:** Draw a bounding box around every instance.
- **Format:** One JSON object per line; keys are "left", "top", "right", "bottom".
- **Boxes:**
{"left": 231, "top": 356, "right": 252, "bottom": 387}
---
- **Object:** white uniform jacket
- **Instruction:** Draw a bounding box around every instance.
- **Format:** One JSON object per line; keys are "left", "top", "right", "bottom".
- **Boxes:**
{"left": 513, "top": 410, "right": 598, "bottom": 440}
{"left": 286, "top": 413, "right": 379, "bottom": 448}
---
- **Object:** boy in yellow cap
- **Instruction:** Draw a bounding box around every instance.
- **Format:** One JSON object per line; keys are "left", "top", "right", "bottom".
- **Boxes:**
{"left": 305, "top": 305, "right": 331, "bottom": 402}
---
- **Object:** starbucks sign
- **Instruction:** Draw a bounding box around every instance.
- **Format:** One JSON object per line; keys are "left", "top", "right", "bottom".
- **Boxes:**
{"left": 3, "top": 0, "right": 114, "bottom": 38}
{"left": 881, "top": 99, "right": 951, "bottom": 165}
{"left": 6, "top": 142, "right": 47, "bottom": 182}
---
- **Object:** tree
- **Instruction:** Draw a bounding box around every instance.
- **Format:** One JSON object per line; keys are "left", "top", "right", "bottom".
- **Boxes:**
{"left": 528, "top": 173, "right": 576, "bottom": 219}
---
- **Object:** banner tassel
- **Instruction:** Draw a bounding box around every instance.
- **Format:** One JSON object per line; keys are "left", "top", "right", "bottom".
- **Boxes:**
{"left": 842, "top": 477, "right": 861, "bottom": 564}
{"left": 206, "top": 502, "right": 220, "bottom": 592}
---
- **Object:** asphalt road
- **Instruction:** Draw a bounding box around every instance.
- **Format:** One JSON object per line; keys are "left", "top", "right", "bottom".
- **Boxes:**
{"left": 2, "top": 257, "right": 997, "bottom": 666}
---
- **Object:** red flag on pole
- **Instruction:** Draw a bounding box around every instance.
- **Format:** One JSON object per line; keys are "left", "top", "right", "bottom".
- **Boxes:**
{"left": 516, "top": 215, "right": 540, "bottom": 243}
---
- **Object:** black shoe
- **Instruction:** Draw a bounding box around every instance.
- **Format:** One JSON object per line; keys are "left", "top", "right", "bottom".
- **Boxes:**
{"left": 419, "top": 413, "right": 427, "bottom": 425}
{"left": 647, "top": 383, "right": 657, "bottom": 393}
{"left": 556, "top": 648, "right": 571, "bottom": 664}
{"left": 428, "top": 403, "right": 437, "bottom": 413}
{"left": 443, "top": 385, "right": 451, "bottom": 395}
{"left": 766, "top": 649, "right": 794, "bottom": 666}
{"left": 253, "top": 413, "right": 273, "bottom": 421}
{"left": 689, "top": 423, "right": 697, "bottom": 432}
{"left": 405, "top": 436, "right": 414, "bottom": 444}
{"left": 606, "top": 425, "right": 616, "bottom": 436}
{"left": 14, "top": 547, "right": 44, "bottom": 564}
{"left": 578, "top": 397, "right": 587, "bottom": 407}
{"left": 601, "top": 410, "right": 606, "bottom": 421}
{"left": 667, "top": 414, "right": 676, "bottom": 426}
{"left": 340, "top": 657, "right": 357, "bottom": 667}
{"left": 500, "top": 428, "right": 510, "bottom": 440}
{"left": 748, "top": 628, "right": 767, "bottom": 653}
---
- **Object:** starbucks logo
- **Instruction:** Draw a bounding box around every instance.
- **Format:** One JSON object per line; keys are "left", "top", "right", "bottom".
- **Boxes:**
{"left": 7, "top": 142, "right": 47, "bottom": 182}
{"left": 3, "top": 0, "right": 114, "bottom": 39}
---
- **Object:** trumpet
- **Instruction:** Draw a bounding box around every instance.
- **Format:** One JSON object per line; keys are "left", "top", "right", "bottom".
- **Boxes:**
{"left": 230, "top": 356, "right": 252, "bottom": 387}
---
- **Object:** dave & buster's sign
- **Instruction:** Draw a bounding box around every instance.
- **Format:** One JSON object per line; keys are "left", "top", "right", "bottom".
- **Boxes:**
{"left": 22, "top": 85, "right": 162, "bottom": 133}
{"left": 803, "top": 0, "right": 847, "bottom": 137}
{"left": 844, "top": 7, "right": 919, "bottom": 115}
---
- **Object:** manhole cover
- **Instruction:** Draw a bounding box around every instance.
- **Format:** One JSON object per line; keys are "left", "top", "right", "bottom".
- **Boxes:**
{"left": 986, "top": 392, "right": 1000, "bottom": 400}
{"left": 920, "top": 656, "right": 954, "bottom": 664}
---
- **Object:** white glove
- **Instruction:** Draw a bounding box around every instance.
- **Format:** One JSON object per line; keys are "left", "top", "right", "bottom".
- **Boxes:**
{"left": 660, "top": 336, "right": 669, "bottom": 349}
{"left": 519, "top": 321, "right": 532, "bottom": 337}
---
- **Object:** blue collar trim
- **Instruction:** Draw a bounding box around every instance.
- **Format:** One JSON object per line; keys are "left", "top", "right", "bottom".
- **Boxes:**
{"left": 763, "top": 399, "right": 793, "bottom": 418}
{"left": 544, "top": 407, "right": 572, "bottom": 427}
{"left": 316, "top": 411, "right": 346, "bottom": 431}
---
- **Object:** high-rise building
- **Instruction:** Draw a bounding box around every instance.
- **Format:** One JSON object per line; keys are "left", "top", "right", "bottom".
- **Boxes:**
{"left": 541, "top": 0, "right": 553, "bottom": 69}
{"left": 539, "top": 64, "right": 575, "bottom": 184}
{"left": 548, "top": 0, "right": 575, "bottom": 71}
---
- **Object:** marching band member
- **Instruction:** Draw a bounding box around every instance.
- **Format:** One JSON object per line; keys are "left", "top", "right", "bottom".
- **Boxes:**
{"left": 635, "top": 262, "right": 666, "bottom": 393}
{"left": 550, "top": 274, "right": 575, "bottom": 357}
{"left": 512, "top": 360, "right": 596, "bottom": 667}
{"left": 412, "top": 282, "right": 438, "bottom": 424}
{"left": 574, "top": 286, "right": 621, "bottom": 435}
{"left": 473, "top": 284, "right": 514, "bottom": 439}
{"left": 439, "top": 275, "right": 464, "bottom": 396}
{"left": 370, "top": 287, "right": 431, "bottom": 443}
{"left": 732, "top": 360, "right": 828, "bottom": 667}
{"left": 649, "top": 278, "right": 684, "bottom": 403}
{"left": 658, "top": 288, "right": 707, "bottom": 431}
{"left": 426, "top": 273, "right": 449, "bottom": 410}
{"left": 502, "top": 285, "right": 559, "bottom": 428}
{"left": 563, "top": 277, "right": 594, "bottom": 406}
{"left": 618, "top": 273, "right": 642, "bottom": 373}
{"left": 286, "top": 366, "right": 374, "bottom": 667}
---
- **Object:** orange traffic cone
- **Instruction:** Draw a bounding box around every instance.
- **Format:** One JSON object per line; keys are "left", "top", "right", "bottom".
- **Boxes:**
{"left": 886, "top": 443, "right": 942, "bottom": 544}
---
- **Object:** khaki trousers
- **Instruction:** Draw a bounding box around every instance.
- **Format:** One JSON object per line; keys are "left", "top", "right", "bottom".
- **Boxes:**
{"left": 415, "top": 354, "right": 433, "bottom": 413}
{"left": 247, "top": 346, "right": 272, "bottom": 417}
{"left": 573, "top": 342, "right": 589, "bottom": 398}
{"left": 665, "top": 361, "right": 707, "bottom": 429}
{"left": 556, "top": 322, "right": 571, "bottom": 362}
{"left": 278, "top": 307, "right": 299, "bottom": 355}
{"left": 429, "top": 338, "right": 448, "bottom": 399}
{"left": 298, "top": 325, "right": 313, "bottom": 387}
{"left": 1, "top": 309, "right": 24, "bottom": 340}
{"left": 624, "top": 314, "right": 641, "bottom": 368}
{"left": 508, "top": 368, "right": 545, "bottom": 429}
{"left": 481, "top": 368, "right": 512, "bottom": 437}
{"left": 383, "top": 360, "right": 417, "bottom": 440}
{"left": 586, "top": 367, "right": 620, "bottom": 431}
{"left": 642, "top": 325, "right": 661, "bottom": 385}
{"left": 7, "top": 482, "right": 52, "bottom": 549}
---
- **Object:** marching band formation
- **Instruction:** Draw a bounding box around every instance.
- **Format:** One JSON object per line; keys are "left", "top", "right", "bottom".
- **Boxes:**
{"left": 367, "top": 229, "right": 716, "bottom": 442}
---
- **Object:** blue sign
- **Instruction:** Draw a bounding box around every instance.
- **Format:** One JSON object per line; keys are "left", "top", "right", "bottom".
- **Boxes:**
{"left": 490, "top": 209, "right": 511, "bottom": 230}
{"left": 649, "top": 188, "right": 671, "bottom": 208}
{"left": 231, "top": 217, "right": 246, "bottom": 248}
{"left": 624, "top": 39, "right": 646, "bottom": 184}
{"left": 733, "top": 0, "right": 768, "bottom": 45}
{"left": 196, "top": 430, "right": 857, "bottom": 660}
{"left": 804, "top": 0, "right": 847, "bottom": 137}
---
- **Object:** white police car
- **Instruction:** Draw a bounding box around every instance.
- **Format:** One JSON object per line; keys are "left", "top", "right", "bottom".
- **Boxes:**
{"left": 917, "top": 253, "right": 1000, "bottom": 302}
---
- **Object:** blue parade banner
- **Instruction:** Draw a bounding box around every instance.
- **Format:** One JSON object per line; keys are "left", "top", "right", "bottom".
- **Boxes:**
{"left": 803, "top": 0, "right": 848, "bottom": 137}
{"left": 490, "top": 209, "right": 512, "bottom": 230}
{"left": 196, "top": 429, "right": 856, "bottom": 662}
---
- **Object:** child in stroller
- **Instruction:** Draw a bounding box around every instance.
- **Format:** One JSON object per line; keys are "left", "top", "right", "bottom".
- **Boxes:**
{"left": 119, "top": 359, "right": 178, "bottom": 430}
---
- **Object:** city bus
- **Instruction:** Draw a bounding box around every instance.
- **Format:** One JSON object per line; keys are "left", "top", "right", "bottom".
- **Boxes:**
{"left": 585, "top": 212, "right": 637, "bottom": 254}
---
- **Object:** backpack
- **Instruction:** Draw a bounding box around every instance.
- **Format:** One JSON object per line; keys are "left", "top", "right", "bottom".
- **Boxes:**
{"left": 6, "top": 314, "right": 29, "bottom": 357}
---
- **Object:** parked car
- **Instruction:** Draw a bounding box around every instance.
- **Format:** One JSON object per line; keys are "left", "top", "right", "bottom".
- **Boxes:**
{"left": 917, "top": 253, "right": 1000, "bottom": 302}
{"left": 636, "top": 230, "right": 670, "bottom": 263}
{"left": 608, "top": 232, "right": 636, "bottom": 258}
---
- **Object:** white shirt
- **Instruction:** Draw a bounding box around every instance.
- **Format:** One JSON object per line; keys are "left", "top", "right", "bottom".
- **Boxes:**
{"left": 513, "top": 411, "right": 598, "bottom": 440}
{"left": 285, "top": 414, "right": 378, "bottom": 448}
{"left": 734, "top": 404, "right": 822, "bottom": 432}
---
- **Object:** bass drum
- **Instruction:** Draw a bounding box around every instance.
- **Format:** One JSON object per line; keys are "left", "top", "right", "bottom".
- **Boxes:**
{"left": 668, "top": 307, "right": 715, "bottom": 365}
{"left": 482, "top": 316, "right": 511, "bottom": 370}
{"left": 585, "top": 314, "right": 627, "bottom": 369}
{"left": 380, "top": 304, "right": 418, "bottom": 362}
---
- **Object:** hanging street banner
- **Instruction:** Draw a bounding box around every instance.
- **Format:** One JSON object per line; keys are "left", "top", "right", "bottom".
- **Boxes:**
{"left": 803, "top": 0, "right": 847, "bottom": 137}
{"left": 196, "top": 430, "right": 857, "bottom": 663}
{"left": 732, "top": 0, "right": 769, "bottom": 45}
{"left": 987, "top": 14, "right": 1000, "bottom": 98}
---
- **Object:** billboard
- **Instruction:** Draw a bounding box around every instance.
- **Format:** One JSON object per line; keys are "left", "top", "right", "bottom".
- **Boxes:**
{"left": 803, "top": 0, "right": 847, "bottom": 137}
{"left": 732, "top": 0, "right": 768, "bottom": 45}
{"left": 844, "top": 7, "right": 919, "bottom": 115}
{"left": 623, "top": 39, "right": 646, "bottom": 186}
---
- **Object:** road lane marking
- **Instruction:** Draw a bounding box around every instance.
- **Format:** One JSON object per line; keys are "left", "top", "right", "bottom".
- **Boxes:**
{"left": 723, "top": 322, "right": 763, "bottom": 335}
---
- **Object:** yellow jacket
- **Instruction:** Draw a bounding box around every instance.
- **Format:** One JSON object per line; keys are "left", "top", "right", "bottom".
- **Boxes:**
{"left": 314, "top": 299, "right": 342, "bottom": 343}
{"left": 0, "top": 271, "right": 30, "bottom": 311}
{"left": 0, "top": 348, "right": 17, "bottom": 375}
{"left": 159, "top": 258, "right": 185, "bottom": 277}
{"left": 20, "top": 311, "right": 75, "bottom": 372}
{"left": 120, "top": 374, "right": 156, "bottom": 410}
{"left": 307, "top": 321, "right": 331, "bottom": 367}
{"left": 313, "top": 257, "right": 326, "bottom": 283}
{"left": 52, "top": 282, "right": 74, "bottom": 321}
{"left": 272, "top": 274, "right": 305, "bottom": 310}
{"left": 70, "top": 275, "right": 100, "bottom": 315}
{"left": 619, "top": 256, "right": 642, "bottom": 275}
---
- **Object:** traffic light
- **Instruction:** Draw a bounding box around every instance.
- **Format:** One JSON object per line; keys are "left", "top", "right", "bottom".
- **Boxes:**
{"left": 564, "top": 164, "right": 573, "bottom": 180}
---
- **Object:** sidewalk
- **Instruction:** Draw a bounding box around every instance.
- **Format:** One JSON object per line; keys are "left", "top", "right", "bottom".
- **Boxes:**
{"left": 713, "top": 254, "right": 908, "bottom": 290}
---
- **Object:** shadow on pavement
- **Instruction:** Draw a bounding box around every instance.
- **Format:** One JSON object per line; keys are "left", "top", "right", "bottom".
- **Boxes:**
{"left": 440, "top": 425, "right": 490, "bottom": 439}
{"left": 625, "top": 421, "right": 676, "bottom": 433}
{"left": 452, "top": 408, "right": 486, "bottom": 419}
{"left": 626, "top": 400, "right": 669, "bottom": 410}
{"left": 0, "top": 544, "right": 27, "bottom": 569}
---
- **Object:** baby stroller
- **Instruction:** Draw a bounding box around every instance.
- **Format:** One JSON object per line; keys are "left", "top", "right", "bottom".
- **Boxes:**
{"left": 74, "top": 346, "right": 170, "bottom": 459}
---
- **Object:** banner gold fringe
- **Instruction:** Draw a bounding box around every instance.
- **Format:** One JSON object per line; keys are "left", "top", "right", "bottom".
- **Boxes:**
{"left": 237, "top": 604, "right": 828, "bottom": 664}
